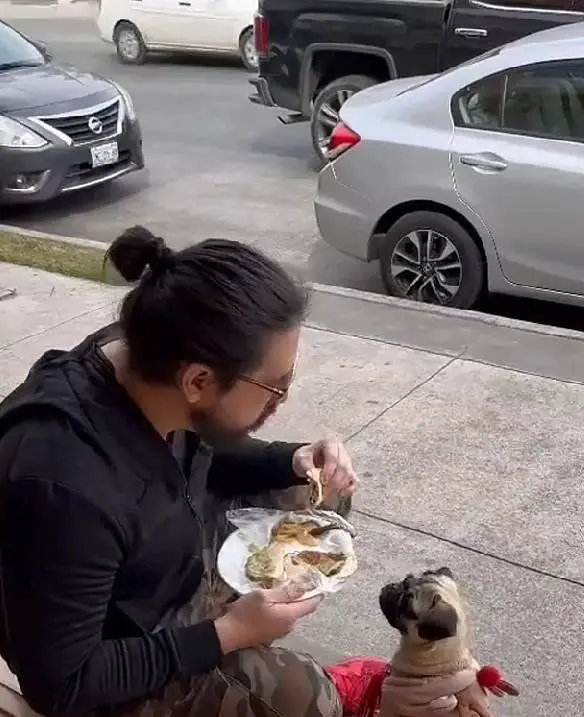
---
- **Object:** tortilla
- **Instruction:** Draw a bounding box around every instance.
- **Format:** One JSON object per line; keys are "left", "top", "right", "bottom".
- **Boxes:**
{"left": 244, "top": 544, "right": 286, "bottom": 589}
{"left": 245, "top": 543, "right": 326, "bottom": 592}
{"left": 271, "top": 518, "right": 321, "bottom": 546}
{"left": 307, "top": 468, "right": 323, "bottom": 507}
{"left": 292, "top": 550, "right": 347, "bottom": 577}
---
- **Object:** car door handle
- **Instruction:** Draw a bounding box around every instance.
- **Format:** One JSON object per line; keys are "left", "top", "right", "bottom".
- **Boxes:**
{"left": 460, "top": 152, "right": 508, "bottom": 171}
{"left": 178, "top": 1, "right": 191, "bottom": 5}
{"left": 454, "top": 27, "right": 488, "bottom": 38}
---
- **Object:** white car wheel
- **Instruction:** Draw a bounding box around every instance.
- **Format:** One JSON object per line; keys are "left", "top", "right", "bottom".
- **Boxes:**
{"left": 239, "top": 28, "right": 258, "bottom": 72}
{"left": 114, "top": 22, "right": 147, "bottom": 65}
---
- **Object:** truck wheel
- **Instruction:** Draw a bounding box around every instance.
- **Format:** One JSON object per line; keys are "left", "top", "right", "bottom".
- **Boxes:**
{"left": 379, "top": 211, "right": 485, "bottom": 309}
{"left": 311, "top": 74, "right": 378, "bottom": 162}
{"left": 239, "top": 27, "right": 258, "bottom": 72}
{"left": 114, "top": 21, "right": 147, "bottom": 65}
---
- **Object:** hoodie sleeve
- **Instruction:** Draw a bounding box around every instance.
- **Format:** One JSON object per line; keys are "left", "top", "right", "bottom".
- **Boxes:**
{"left": 206, "top": 438, "right": 308, "bottom": 498}
{"left": 0, "top": 478, "right": 222, "bottom": 717}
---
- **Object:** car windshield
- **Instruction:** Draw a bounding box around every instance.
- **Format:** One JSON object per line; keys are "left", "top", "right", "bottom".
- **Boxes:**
{"left": 0, "top": 21, "right": 45, "bottom": 70}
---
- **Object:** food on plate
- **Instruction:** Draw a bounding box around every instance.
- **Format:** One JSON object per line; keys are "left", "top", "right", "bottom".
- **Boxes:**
{"left": 271, "top": 518, "right": 322, "bottom": 546}
{"left": 270, "top": 515, "right": 350, "bottom": 545}
{"left": 245, "top": 543, "right": 347, "bottom": 589}
{"left": 292, "top": 550, "right": 347, "bottom": 577}
{"left": 244, "top": 544, "right": 286, "bottom": 589}
{"left": 281, "top": 554, "right": 323, "bottom": 591}
{"left": 307, "top": 468, "right": 323, "bottom": 507}
{"left": 240, "top": 511, "right": 355, "bottom": 594}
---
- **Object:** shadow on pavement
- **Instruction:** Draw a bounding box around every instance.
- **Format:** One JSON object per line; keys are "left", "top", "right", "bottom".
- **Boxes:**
{"left": 1, "top": 172, "right": 148, "bottom": 225}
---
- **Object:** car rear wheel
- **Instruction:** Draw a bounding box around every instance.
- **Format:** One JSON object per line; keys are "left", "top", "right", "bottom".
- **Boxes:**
{"left": 379, "top": 211, "right": 485, "bottom": 309}
{"left": 114, "top": 21, "right": 147, "bottom": 65}
{"left": 311, "top": 74, "right": 378, "bottom": 163}
{"left": 239, "top": 27, "right": 258, "bottom": 72}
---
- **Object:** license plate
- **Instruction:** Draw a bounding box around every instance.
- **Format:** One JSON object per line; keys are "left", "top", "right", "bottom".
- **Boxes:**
{"left": 91, "top": 141, "right": 119, "bottom": 168}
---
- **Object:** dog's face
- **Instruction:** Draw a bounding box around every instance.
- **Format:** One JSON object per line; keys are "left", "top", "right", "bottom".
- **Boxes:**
{"left": 379, "top": 567, "right": 464, "bottom": 644}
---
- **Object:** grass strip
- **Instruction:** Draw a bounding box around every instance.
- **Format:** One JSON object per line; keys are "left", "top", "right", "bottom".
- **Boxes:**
{"left": 0, "top": 231, "right": 115, "bottom": 284}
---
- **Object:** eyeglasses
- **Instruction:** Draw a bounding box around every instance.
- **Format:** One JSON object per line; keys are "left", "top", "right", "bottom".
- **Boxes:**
{"left": 239, "top": 375, "right": 289, "bottom": 399}
{"left": 239, "top": 361, "right": 297, "bottom": 400}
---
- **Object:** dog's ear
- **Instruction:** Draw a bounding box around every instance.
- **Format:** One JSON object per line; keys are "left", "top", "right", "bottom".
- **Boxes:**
{"left": 379, "top": 584, "right": 408, "bottom": 634}
{"left": 435, "top": 567, "right": 455, "bottom": 581}
{"left": 417, "top": 602, "right": 458, "bottom": 642}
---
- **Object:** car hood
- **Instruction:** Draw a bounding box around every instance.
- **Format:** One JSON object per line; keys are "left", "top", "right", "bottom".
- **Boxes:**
{"left": 0, "top": 63, "right": 117, "bottom": 114}
{"left": 340, "top": 74, "right": 437, "bottom": 117}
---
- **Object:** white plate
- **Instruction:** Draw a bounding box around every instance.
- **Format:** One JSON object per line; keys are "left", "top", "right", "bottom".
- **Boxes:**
{"left": 217, "top": 508, "right": 358, "bottom": 600}
{"left": 91, "top": 141, "right": 119, "bottom": 168}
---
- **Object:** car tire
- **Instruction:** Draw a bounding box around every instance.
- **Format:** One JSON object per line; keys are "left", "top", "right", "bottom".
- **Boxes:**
{"left": 239, "top": 27, "right": 258, "bottom": 72}
{"left": 310, "top": 74, "right": 378, "bottom": 163}
{"left": 114, "top": 21, "right": 147, "bottom": 65}
{"left": 379, "top": 211, "right": 485, "bottom": 309}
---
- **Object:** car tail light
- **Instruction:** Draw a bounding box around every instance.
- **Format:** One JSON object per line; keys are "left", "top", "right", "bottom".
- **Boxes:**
{"left": 327, "top": 122, "right": 361, "bottom": 160}
{"left": 254, "top": 13, "right": 269, "bottom": 56}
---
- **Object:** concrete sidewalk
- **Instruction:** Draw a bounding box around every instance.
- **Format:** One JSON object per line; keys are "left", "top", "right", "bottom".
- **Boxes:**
{"left": 2, "top": 262, "right": 584, "bottom": 716}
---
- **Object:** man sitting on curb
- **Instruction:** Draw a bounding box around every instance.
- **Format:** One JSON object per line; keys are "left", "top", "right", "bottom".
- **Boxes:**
{"left": 0, "top": 227, "right": 494, "bottom": 717}
{"left": 0, "top": 226, "right": 358, "bottom": 717}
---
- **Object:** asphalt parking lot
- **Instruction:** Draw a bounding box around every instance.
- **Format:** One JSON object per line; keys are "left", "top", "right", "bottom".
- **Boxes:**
{"left": 4, "top": 16, "right": 584, "bottom": 331}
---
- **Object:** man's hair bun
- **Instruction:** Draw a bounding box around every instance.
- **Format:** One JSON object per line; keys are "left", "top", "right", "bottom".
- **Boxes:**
{"left": 106, "top": 225, "right": 175, "bottom": 282}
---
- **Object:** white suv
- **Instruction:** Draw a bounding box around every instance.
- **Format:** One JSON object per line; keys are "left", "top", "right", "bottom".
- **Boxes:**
{"left": 97, "top": 0, "right": 258, "bottom": 71}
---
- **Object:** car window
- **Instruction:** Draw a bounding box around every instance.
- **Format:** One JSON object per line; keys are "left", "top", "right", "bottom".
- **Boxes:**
{"left": 453, "top": 75, "right": 506, "bottom": 129}
{"left": 453, "top": 61, "right": 584, "bottom": 141}
{"left": 0, "top": 21, "right": 44, "bottom": 69}
{"left": 478, "top": 0, "right": 572, "bottom": 9}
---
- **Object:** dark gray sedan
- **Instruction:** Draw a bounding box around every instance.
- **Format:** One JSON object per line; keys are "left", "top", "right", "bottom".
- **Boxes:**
{"left": 0, "top": 20, "right": 144, "bottom": 205}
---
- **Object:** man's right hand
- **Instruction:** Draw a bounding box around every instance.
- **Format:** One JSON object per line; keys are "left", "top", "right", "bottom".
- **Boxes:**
{"left": 214, "top": 584, "right": 321, "bottom": 654}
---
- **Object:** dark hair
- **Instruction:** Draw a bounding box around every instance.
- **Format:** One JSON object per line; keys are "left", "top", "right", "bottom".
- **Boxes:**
{"left": 105, "top": 226, "right": 309, "bottom": 385}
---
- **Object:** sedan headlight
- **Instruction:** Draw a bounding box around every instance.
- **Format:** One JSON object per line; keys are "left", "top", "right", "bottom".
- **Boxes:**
{"left": 113, "top": 83, "right": 136, "bottom": 121}
{"left": 0, "top": 116, "right": 47, "bottom": 148}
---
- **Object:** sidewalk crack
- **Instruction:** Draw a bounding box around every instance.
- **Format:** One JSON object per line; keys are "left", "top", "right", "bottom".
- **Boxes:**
{"left": 344, "top": 351, "right": 465, "bottom": 444}
{"left": 355, "top": 507, "right": 584, "bottom": 590}
{"left": 2, "top": 299, "right": 115, "bottom": 351}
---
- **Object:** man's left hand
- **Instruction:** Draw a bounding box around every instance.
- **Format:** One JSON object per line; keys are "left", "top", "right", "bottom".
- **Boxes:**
{"left": 292, "top": 439, "right": 358, "bottom": 500}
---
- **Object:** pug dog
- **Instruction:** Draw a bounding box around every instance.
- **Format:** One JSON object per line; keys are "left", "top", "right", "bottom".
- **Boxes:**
{"left": 377, "top": 568, "right": 518, "bottom": 717}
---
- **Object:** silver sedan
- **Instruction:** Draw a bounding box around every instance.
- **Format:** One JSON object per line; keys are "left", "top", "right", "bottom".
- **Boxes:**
{"left": 315, "top": 23, "right": 584, "bottom": 310}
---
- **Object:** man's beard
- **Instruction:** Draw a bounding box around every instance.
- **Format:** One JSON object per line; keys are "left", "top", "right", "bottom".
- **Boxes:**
{"left": 189, "top": 404, "right": 275, "bottom": 447}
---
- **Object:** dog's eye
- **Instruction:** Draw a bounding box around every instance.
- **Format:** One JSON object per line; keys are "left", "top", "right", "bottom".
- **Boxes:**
{"left": 430, "top": 595, "right": 442, "bottom": 609}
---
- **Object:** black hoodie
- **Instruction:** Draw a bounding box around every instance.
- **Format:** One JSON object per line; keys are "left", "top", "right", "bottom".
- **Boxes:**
{"left": 0, "top": 326, "right": 304, "bottom": 716}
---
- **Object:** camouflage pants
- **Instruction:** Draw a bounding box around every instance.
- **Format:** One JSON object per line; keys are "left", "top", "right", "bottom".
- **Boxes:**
{"left": 115, "top": 485, "right": 350, "bottom": 717}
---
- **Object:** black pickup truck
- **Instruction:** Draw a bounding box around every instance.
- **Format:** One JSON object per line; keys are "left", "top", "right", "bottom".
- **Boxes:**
{"left": 249, "top": 0, "right": 584, "bottom": 160}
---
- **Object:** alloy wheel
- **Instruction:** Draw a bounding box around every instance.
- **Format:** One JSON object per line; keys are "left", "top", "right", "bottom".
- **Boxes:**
{"left": 390, "top": 229, "right": 463, "bottom": 304}
{"left": 314, "top": 88, "right": 355, "bottom": 152}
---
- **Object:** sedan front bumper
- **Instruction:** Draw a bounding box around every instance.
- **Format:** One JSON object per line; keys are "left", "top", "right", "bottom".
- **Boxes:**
{"left": 314, "top": 161, "right": 377, "bottom": 262}
{"left": 0, "top": 119, "right": 144, "bottom": 205}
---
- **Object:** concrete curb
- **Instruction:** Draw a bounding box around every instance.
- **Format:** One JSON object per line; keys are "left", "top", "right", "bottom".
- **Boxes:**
{"left": 2, "top": 221, "right": 583, "bottom": 342}
{"left": 310, "top": 282, "right": 584, "bottom": 342}
{"left": 0, "top": 223, "right": 107, "bottom": 253}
